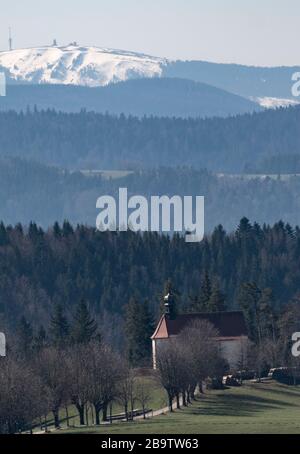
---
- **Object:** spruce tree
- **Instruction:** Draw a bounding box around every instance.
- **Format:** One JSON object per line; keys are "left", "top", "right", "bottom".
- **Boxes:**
{"left": 53, "top": 222, "right": 61, "bottom": 239}
{"left": 34, "top": 325, "right": 47, "bottom": 351}
{"left": 238, "top": 282, "right": 262, "bottom": 343}
{"left": 50, "top": 304, "right": 70, "bottom": 347}
{"left": 190, "top": 272, "right": 212, "bottom": 312}
{"left": 0, "top": 222, "right": 8, "bottom": 246}
{"left": 71, "top": 300, "right": 97, "bottom": 345}
{"left": 62, "top": 220, "right": 74, "bottom": 237}
{"left": 258, "top": 288, "right": 276, "bottom": 341}
{"left": 208, "top": 280, "right": 226, "bottom": 312}
{"left": 16, "top": 316, "right": 34, "bottom": 357}
{"left": 125, "top": 298, "right": 154, "bottom": 367}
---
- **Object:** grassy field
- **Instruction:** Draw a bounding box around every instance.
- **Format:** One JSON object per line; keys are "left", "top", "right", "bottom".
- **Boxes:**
{"left": 57, "top": 381, "right": 300, "bottom": 435}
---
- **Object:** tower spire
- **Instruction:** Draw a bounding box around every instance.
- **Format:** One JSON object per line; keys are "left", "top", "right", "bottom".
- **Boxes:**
{"left": 8, "top": 27, "right": 12, "bottom": 51}
{"left": 164, "top": 291, "right": 176, "bottom": 320}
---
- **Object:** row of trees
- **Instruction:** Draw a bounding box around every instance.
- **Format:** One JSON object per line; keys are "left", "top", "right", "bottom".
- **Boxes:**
{"left": 156, "top": 320, "right": 227, "bottom": 410}
{"left": 0, "top": 295, "right": 157, "bottom": 434}
{"left": 0, "top": 318, "right": 228, "bottom": 434}
{"left": 14, "top": 300, "right": 99, "bottom": 358}
{"left": 0, "top": 342, "right": 126, "bottom": 434}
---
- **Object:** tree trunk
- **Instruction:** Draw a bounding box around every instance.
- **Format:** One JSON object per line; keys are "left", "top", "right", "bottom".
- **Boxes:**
{"left": 176, "top": 394, "right": 180, "bottom": 409}
{"left": 191, "top": 387, "right": 196, "bottom": 400}
{"left": 95, "top": 408, "right": 101, "bottom": 426}
{"left": 168, "top": 394, "right": 173, "bottom": 412}
{"left": 65, "top": 406, "right": 70, "bottom": 427}
{"left": 102, "top": 403, "right": 108, "bottom": 422}
{"left": 76, "top": 404, "right": 85, "bottom": 425}
{"left": 44, "top": 414, "right": 48, "bottom": 433}
{"left": 53, "top": 408, "right": 60, "bottom": 429}
{"left": 130, "top": 398, "right": 134, "bottom": 420}
{"left": 91, "top": 405, "right": 95, "bottom": 425}
{"left": 85, "top": 405, "right": 89, "bottom": 426}
{"left": 199, "top": 381, "right": 204, "bottom": 394}
{"left": 110, "top": 403, "right": 113, "bottom": 424}
{"left": 187, "top": 390, "right": 191, "bottom": 404}
{"left": 124, "top": 403, "right": 129, "bottom": 421}
{"left": 182, "top": 392, "right": 187, "bottom": 407}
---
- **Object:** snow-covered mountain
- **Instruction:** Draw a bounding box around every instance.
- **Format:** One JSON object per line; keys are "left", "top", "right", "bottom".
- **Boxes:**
{"left": 0, "top": 45, "right": 167, "bottom": 86}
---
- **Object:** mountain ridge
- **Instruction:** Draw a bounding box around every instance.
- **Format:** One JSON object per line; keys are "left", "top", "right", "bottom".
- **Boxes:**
{"left": 0, "top": 45, "right": 299, "bottom": 98}
{"left": 0, "top": 78, "right": 261, "bottom": 118}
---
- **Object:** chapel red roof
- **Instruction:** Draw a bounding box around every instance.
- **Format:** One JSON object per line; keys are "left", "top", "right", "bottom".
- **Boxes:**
{"left": 151, "top": 311, "right": 247, "bottom": 340}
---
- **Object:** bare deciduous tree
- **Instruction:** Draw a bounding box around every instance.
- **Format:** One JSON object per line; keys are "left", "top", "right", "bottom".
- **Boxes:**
{"left": 85, "top": 342, "right": 121, "bottom": 425}
{"left": 67, "top": 344, "right": 90, "bottom": 426}
{"left": 0, "top": 358, "right": 46, "bottom": 434}
{"left": 34, "top": 347, "right": 70, "bottom": 429}
{"left": 118, "top": 364, "right": 136, "bottom": 421}
{"left": 135, "top": 380, "right": 151, "bottom": 419}
{"left": 156, "top": 320, "right": 224, "bottom": 410}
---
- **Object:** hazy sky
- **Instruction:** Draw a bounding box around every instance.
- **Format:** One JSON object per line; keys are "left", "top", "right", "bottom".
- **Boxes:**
{"left": 0, "top": 0, "right": 299, "bottom": 66}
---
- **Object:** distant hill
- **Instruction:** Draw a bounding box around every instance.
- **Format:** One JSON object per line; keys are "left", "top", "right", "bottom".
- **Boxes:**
{"left": 1, "top": 159, "right": 300, "bottom": 231}
{"left": 163, "top": 60, "right": 300, "bottom": 101}
{"left": 0, "top": 107, "right": 299, "bottom": 172}
{"left": 0, "top": 78, "right": 261, "bottom": 118}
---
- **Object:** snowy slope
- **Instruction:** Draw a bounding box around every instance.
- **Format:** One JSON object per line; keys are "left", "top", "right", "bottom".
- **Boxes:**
{"left": 0, "top": 45, "right": 167, "bottom": 86}
{"left": 255, "top": 96, "right": 300, "bottom": 109}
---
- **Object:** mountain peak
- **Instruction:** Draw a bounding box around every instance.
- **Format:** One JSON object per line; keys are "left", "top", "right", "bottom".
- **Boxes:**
{"left": 0, "top": 45, "right": 167, "bottom": 86}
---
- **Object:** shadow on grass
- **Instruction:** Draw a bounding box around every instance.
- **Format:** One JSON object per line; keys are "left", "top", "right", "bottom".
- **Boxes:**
{"left": 32, "top": 413, "right": 78, "bottom": 431}
{"left": 191, "top": 391, "right": 297, "bottom": 417}
{"left": 255, "top": 383, "right": 300, "bottom": 400}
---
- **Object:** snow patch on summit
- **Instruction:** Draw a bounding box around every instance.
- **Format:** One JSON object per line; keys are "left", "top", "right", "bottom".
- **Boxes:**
{"left": 0, "top": 45, "right": 167, "bottom": 87}
{"left": 255, "top": 96, "right": 300, "bottom": 109}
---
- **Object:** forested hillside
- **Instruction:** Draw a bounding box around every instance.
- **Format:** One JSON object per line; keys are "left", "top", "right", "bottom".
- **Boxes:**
{"left": 0, "top": 219, "right": 300, "bottom": 346}
{"left": 163, "top": 60, "right": 300, "bottom": 99}
{"left": 1, "top": 159, "right": 300, "bottom": 230}
{"left": 0, "top": 107, "right": 299, "bottom": 172}
{"left": 0, "top": 79, "right": 260, "bottom": 118}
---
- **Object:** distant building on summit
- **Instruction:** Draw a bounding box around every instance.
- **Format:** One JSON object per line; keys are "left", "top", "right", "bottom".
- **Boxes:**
{"left": 151, "top": 292, "right": 248, "bottom": 371}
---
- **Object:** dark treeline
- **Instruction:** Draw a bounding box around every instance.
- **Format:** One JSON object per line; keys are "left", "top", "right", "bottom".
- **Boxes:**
{"left": 247, "top": 154, "right": 300, "bottom": 174}
{"left": 2, "top": 158, "right": 300, "bottom": 230}
{"left": 1, "top": 218, "right": 300, "bottom": 342}
{"left": 0, "top": 106, "right": 300, "bottom": 172}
